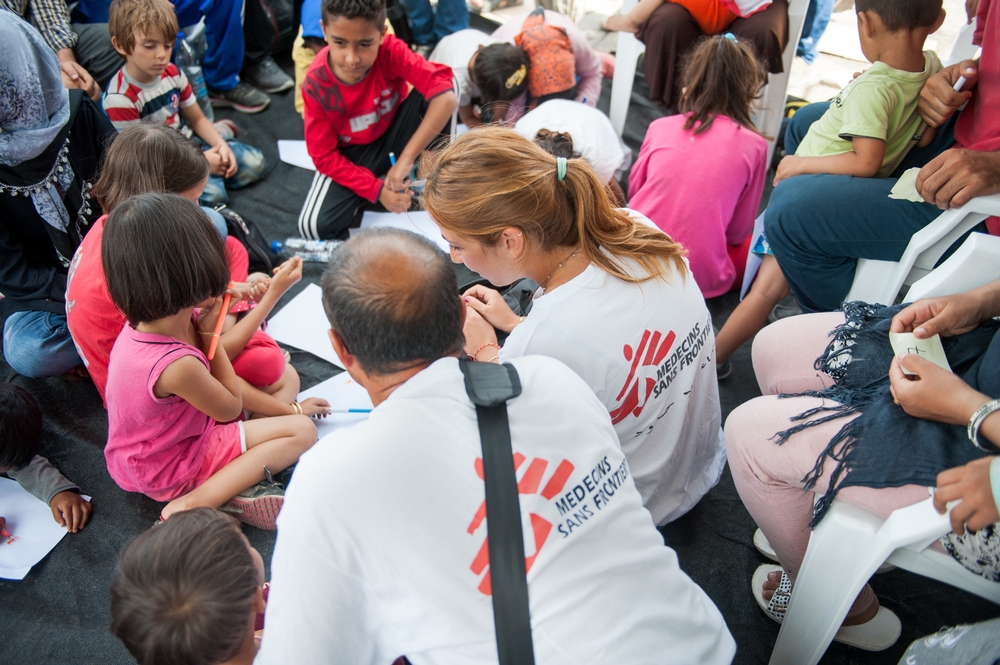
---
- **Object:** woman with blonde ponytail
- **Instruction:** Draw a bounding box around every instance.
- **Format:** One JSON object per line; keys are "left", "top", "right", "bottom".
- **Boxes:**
{"left": 423, "top": 126, "right": 725, "bottom": 526}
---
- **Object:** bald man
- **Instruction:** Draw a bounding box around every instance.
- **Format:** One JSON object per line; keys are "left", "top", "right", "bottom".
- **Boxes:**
{"left": 257, "top": 228, "right": 735, "bottom": 665}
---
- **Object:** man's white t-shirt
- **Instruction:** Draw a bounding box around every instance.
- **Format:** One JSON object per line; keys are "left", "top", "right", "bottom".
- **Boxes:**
{"left": 429, "top": 29, "right": 501, "bottom": 108}
{"left": 256, "top": 356, "right": 734, "bottom": 665}
{"left": 514, "top": 99, "right": 632, "bottom": 183}
{"left": 499, "top": 240, "right": 726, "bottom": 526}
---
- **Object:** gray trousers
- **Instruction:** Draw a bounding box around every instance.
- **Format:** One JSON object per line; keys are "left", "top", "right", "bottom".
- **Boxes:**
{"left": 71, "top": 23, "right": 124, "bottom": 91}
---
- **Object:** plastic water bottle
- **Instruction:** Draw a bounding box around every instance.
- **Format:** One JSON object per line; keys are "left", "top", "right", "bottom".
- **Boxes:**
{"left": 176, "top": 33, "right": 214, "bottom": 122}
{"left": 271, "top": 238, "right": 344, "bottom": 263}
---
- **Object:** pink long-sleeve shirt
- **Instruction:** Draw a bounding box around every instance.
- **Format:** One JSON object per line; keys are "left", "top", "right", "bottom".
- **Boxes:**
{"left": 628, "top": 114, "right": 768, "bottom": 298}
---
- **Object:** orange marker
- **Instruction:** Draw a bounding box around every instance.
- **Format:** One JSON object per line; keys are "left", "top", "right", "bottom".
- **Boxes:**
{"left": 207, "top": 282, "right": 234, "bottom": 361}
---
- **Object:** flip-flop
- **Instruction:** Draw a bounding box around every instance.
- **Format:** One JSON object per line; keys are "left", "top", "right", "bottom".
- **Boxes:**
{"left": 752, "top": 564, "right": 901, "bottom": 651}
{"left": 753, "top": 528, "right": 895, "bottom": 573}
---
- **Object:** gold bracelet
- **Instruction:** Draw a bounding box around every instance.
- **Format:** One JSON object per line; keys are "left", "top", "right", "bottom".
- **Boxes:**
{"left": 291, "top": 401, "right": 303, "bottom": 415}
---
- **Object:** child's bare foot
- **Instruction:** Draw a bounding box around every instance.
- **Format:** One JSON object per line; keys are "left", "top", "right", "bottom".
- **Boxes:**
{"left": 603, "top": 13, "right": 640, "bottom": 33}
{"left": 760, "top": 569, "right": 880, "bottom": 626}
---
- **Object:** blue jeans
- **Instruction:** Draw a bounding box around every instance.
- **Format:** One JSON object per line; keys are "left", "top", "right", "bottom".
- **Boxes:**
{"left": 174, "top": 0, "right": 244, "bottom": 91}
{"left": 767, "top": 102, "right": 965, "bottom": 313}
{"left": 403, "top": 0, "right": 469, "bottom": 45}
{"left": 3, "top": 312, "right": 82, "bottom": 378}
{"left": 196, "top": 138, "right": 266, "bottom": 207}
{"left": 796, "top": 0, "right": 834, "bottom": 64}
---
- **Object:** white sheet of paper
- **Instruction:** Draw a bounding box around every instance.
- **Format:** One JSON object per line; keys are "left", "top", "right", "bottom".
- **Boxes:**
{"left": 0, "top": 478, "right": 84, "bottom": 580}
{"left": 298, "top": 373, "right": 374, "bottom": 441}
{"left": 278, "top": 140, "right": 316, "bottom": 171}
{"left": 350, "top": 210, "right": 449, "bottom": 252}
{"left": 888, "top": 332, "right": 952, "bottom": 375}
{"left": 740, "top": 211, "right": 767, "bottom": 299}
{"left": 266, "top": 284, "right": 343, "bottom": 367}
{"left": 888, "top": 168, "right": 924, "bottom": 203}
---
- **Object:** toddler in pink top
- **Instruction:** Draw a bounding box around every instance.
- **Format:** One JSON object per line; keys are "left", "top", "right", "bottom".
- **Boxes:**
{"left": 102, "top": 193, "right": 319, "bottom": 529}
{"left": 629, "top": 34, "right": 768, "bottom": 299}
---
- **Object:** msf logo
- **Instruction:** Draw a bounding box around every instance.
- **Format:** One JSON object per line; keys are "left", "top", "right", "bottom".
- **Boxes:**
{"left": 609, "top": 330, "right": 676, "bottom": 424}
{"left": 467, "top": 453, "right": 575, "bottom": 595}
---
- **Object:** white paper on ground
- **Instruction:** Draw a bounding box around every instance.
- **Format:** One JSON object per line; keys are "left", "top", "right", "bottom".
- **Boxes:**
{"left": 888, "top": 332, "right": 952, "bottom": 375}
{"left": 0, "top": 479, "right": 90, "bottom": 580}
{"left": 278, "top": 140, "right": 316, "bottom": 171}
{"left": 266, "top": 284, "right": 343, "bottom": 367}
{"left": 298, "top": 373, "right": 374, "bottom": 441}
{"left": 350, "top": 210, "right": 449, "bottom": 252}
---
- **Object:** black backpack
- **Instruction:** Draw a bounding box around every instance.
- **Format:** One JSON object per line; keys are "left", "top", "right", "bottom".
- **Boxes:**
{"left": 218, "top": 207, "right": 277, "bottom": 276}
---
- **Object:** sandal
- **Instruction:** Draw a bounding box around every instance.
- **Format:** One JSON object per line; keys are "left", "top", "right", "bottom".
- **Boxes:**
{"left": 752, "top": 564, "right": 901, "bottom": 651}
{"left": 753, "top": 528, "right": 894, "bottom": 573}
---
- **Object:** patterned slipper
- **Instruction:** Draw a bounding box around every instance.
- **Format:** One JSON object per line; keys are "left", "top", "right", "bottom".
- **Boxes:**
{"left": 751, "top": 564, "right": 901, "bottom": 651}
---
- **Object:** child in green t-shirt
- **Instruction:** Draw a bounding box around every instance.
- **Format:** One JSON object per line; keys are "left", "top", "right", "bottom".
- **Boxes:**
{"left": 713, "top": 0, "right": 945, "bottom": 377}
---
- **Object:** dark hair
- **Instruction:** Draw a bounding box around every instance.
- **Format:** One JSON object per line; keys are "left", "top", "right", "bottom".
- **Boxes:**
{"left": 678, "top": 35, "right": 766, "bottom": 135}
{"left": 321, "top": 228, "right": 464, "bottom": 375}
{"left": 533, "top": 129, "right": 578, "bottom": 160}
{"left": 470, "top": 43, "right": 529, "bottom": 122}
{"left": 102, "top": 193, "right": 230, "bottom": 326}
{"left": 0, "top": 384, "right": 43, "bottom": 470}
{"left": 109, "top": 508, "right": 259, "bottom": 665}
{"left": 856, "top": 0, "right": 942, "bottom": 31}
{"left": 108, "top": 0, "right": 178, "bottom": 54}
{"left": 94, "top": 123, "right": 209, "bottom": 214}
{"left": 320, "top": 0, "right": 387, "bottom": 28}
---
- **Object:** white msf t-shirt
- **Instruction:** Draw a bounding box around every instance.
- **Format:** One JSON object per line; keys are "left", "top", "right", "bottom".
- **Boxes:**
{"left": 500, "top": 237, "right": 726, "bottom": 526}
{"left": 515, "top": 99, "right": 632, "bottom": 183}
{"left": 429, "top": 29, "right": 501, "bottom": 108}
{"left": 256, "top": 356, "right": 735, "bottom": 665}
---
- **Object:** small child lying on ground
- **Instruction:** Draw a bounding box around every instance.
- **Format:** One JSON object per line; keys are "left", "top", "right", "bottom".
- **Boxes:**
{"left": 0, "top": 384, "right": 91, "bottom": 533}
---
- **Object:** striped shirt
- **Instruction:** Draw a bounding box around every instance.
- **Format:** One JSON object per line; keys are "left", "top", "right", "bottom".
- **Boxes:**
{"left": 103, "top": 63, "right": 197, "bottom": 134}
{"left": 1, "top": 0, "right": 76, "bottom": 52}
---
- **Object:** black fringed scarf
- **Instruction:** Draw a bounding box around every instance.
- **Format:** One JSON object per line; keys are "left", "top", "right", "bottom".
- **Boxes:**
{"left": 775, "top": 301, "right": 999, "bottom": 527}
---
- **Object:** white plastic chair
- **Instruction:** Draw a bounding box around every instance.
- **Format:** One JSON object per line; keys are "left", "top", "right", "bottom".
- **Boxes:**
{"left": 905, "top": 231, "right": 1000, "bottom": 302}
{"left": 844, "top": 193, "right": 1000, "bottom": 306}
{"left": 607, "top": 0, "right": 810, "bottom": 165}
{"left": 769, "top": 497, "right": 1000, "bottom": 665}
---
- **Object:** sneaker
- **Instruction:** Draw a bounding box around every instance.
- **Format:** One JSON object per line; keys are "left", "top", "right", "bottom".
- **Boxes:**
{"left": 242, "top": 56, "right": 294, "bottom": 94}
{"left": 766, "top": 293, "right": 803, "bottom": 324}
{"left": 221, "top": 480, "right": 284, "bottom": 529}
{"left": 214, "top": 118, "right": 239, "bottom": 141}
{"left": 716, "top": 359, "right": 733, "bottom": 380}
{"left": 208, "top": 81, "right": 271, "bottom": 114}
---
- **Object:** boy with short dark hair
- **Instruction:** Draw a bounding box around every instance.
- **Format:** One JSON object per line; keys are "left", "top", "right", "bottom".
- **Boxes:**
{"left": 103, "top": 0, "right": 266, "bottom": 207}
{"left": 0, "top": 384, "right": 91, "bottom": 534}
{"left": 298, "top": 0, "right": 457, "bottom": 240}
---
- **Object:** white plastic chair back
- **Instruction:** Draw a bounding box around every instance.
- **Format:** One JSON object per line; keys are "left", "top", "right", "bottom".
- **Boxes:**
{"left": 905, "top": 232, "right": 1000, "bottom": 302}
{"left": 769, "top": 497, "right": 1000, "bottom": 665}
{"left": 845, "top": 193, "right": 1000, "bottom": 306}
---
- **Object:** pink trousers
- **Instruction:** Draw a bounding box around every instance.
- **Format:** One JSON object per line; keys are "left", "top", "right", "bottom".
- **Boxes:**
{"left": 725, "top": 313, "right": 929, "bottom": 617}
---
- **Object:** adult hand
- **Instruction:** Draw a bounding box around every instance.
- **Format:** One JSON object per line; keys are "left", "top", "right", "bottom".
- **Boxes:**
{"left": 967, "top": 0, "right": 980, "bottom": 22}
{"left": 463, "top": 307, "right": 499, "bottom": 360}
{"left": 299, "top": 397, "right": 331, "bottom": 418}
{"left": 378, "top": 186, "right": 412, "bottom": 214}
{"left": 934, "top": 456, "right": 998, "bottom": 534}
{"left": 918, "top": 60, "right": 978, "bottom": 128}
{"left": 889, "top": 354, "right": 988, "bottom": 425}
{"left": 50, "top": 491, "right": 92, "bottom": 533}
{"left": 384, "top": 157, "right": 413, "bottom": 193}
{"left": 772, "top": 155, "right": 802, "bottom": 186}
{"left": 463, "top": 285, "right": 523, "bottom": 333}
{"left": 916, "top": 148, "right": 1000, "bottom": 210}
{"left": 57, "top": 49, "right": 101, "bottom": 101}
{"left": 891, "top": 291, "right": 989, "bottom": 338}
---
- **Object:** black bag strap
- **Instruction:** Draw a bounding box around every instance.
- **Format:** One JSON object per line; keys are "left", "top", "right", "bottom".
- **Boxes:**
{"left": 458, "top": 359, "right": 535, "bottom": 665}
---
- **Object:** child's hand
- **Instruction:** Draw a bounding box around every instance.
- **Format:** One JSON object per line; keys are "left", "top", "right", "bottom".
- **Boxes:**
{"left": 216, "top": 141, "right": 238, "bottom": 179}
{"left": 773, "top": 155, "right": 802, "bottom": 186}
{"left": 385, "top": 158, "right": 413, "bottom": 193}
{"left": 196, "top": 285, "right": 240, "bottom": 336}
{"left": 268, "top": 257, "right": 303, "bottom": 299}
{"left": 50, "top": 491, "right": 92, "bottom": 533}
{"left": 379, "top": 186, "right": 413, "bottom": 214}
{"left": 299, "top": 397, "right": 332, "bottom": 418}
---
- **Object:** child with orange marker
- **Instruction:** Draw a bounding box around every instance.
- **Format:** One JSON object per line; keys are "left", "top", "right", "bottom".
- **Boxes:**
{"left": 0, "top": 384, "right": 91, "bottom": 534}
{"left": 102, "top": 194, "right": 319, "bottom": 529}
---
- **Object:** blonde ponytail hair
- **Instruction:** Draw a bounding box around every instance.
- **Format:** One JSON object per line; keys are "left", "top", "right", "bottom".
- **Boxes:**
{"left": 422, "top": 126, "right": 686, "bottom": 285}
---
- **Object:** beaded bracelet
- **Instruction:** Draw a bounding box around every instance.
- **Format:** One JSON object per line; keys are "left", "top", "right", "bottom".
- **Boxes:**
{"left": 470, "top": 342, "right": 500, "bottom": 361}
{"left": 967, "top": 398, "right": 1000, "bottom": 452}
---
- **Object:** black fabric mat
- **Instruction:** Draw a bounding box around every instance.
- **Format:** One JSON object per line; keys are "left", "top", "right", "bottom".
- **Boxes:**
{"left": 0, "top": 51, "right": 995, "bottom": 665}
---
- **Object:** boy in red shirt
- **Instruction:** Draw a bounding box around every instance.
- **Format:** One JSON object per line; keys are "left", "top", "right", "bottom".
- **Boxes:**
{"left": 299, "top": 0, "right": 457, "bottom": 239}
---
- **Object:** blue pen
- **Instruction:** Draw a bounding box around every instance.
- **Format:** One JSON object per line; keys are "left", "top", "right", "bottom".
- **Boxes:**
{"left": 389, "top": 152, "right": 397, "bottom": 166}
{"left": 329, "top": 408, "right": 373, "bottom": 414}
{"left": 581, "top": 97, "right": 587, "bottom": 104}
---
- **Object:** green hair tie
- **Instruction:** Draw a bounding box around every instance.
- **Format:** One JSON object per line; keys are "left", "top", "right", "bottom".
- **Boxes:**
{"left": 556, "top": 157, "right": 567, "bottom": 182}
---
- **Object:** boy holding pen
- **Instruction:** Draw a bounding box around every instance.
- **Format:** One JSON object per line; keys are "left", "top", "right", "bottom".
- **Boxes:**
{"left": 298, "top": 0, "right": 458, "bottom": 240}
